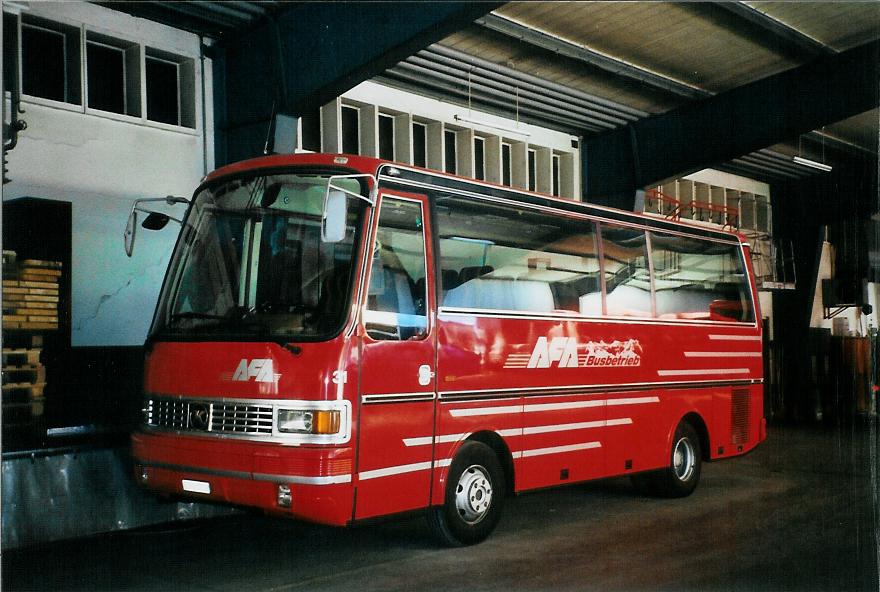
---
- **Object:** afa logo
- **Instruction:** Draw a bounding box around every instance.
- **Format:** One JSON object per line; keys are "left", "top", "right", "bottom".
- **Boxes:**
{"left": 231, "top": 358, "right": 278, "bottom": 383}
{"left": 507, "top": 337, "right": 642, "bottom": 369}
{"left": 528, "top": 337, "right": 579, "bottom": 368}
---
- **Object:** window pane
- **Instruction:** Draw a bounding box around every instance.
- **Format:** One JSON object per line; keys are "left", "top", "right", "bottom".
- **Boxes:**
{"left": 341, "top": 105, "right": 359, "bottom": 154}
{"left": 87, "top": 42, "right": 125, "bottom": 114}
{"left": 146, "top": 57, "right": 178, "bottom": 125}
{"left": 365, "top": 198, "right": 428, "bottom": 340}
{"left": 444, "top": 130, "right": 456, "bottom": 174}
{"left": 650, "top": 232, "right": 755, "bottom": 322}
{"left": 301, "top": 108, "right": 321, "bottom": 152}
{"left": 528, "top": 150, "right": 536, "bottom": 192}
{"left": 22, "top": 24, "right": 66, "bottom": 102}
{"left": 502, "top": 143, "right": 511, "bottom": 186}
{"left": 552, "top": 155, "right": 560, "bottom": 197}
{"left": 474, "top": 137, "right": 485, "bottom": 181}
{"left": 600, "top": 225, "right": 652, "bottom": 317}
{"left": 378, "top": 114, "right": 394, "bottom": 160}
{"left": 4, "top": 15, "right": 18, "bottom": 96}
{"left": 412, "top": 123, "right": 427, "bottom": 167}
{"left": 437, "top": 196, "right": 601, "bottom": 314}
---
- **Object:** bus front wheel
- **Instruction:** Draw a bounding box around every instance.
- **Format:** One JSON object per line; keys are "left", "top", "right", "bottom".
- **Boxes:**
{"left": 427, "top": 441, "right": 505, "bottom": 546}
{"left": 632, "top": 420, "right": 702, "bottom": 498}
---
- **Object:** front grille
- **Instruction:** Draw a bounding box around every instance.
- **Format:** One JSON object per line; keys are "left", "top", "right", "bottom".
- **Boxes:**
{"left": 146, "top": 397, "right": 274, "bottom": 436}
{"left": 212, "top": 403, "right": 274, "bottom": 434}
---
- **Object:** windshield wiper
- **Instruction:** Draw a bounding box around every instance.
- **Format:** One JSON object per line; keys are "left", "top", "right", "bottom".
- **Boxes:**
{"left": 169, "top": 312, "right": 230, "bottom": 322}
{"left": 169, "top": 309, "right": 272, "bottom": 334}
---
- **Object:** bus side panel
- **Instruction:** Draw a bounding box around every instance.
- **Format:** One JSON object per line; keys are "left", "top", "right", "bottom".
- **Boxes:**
{"left": 436, "top": 313, "right": 762, "bottom": 495}
{"left": 515, "top": 393, "right": 606, "bottom": 490}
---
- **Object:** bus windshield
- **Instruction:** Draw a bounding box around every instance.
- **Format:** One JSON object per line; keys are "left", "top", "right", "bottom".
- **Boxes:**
{"left": 151, "top": 172, "right": 367, "bottom": 342}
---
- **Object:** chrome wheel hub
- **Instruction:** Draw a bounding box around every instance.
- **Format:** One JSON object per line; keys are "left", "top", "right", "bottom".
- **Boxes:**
{"left": 673, "top": 437, "right": 696, "bottom": 482}
{"left": 455, "top": 464, "right": 493, "bottom": 524}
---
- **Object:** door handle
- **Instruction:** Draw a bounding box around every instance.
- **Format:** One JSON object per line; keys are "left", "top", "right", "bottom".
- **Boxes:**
{"left": 418, "top": 364, "right": 435, "bottom": 386}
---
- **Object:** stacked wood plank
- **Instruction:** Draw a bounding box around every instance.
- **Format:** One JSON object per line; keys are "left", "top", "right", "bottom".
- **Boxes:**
{"left": 3, "top": 251, "right": 61, "bottom": 330}
{"left": 2, "top": 251, "right": 57, "bottom": 421}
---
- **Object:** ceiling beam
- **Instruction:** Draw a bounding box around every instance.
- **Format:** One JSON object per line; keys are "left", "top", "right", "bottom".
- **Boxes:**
{"left": 215, "top": 2, "right": 501, "bottom": 164}
{"left": 582, "top": 39, "right": 880, "bottom": 207}
{"left": 713, "top": 2, "right": 835, "bottom": 59}
{"left": 476, "top": 13, "right": 711, "bottom": 102}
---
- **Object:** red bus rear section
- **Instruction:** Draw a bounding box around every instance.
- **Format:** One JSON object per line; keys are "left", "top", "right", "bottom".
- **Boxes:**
{"left": 131, "top": 153, "right": 765, "bottom": 545}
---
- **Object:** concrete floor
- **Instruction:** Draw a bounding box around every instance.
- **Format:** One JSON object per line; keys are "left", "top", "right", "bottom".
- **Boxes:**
{"left": 3, "top": 422, "right": 879, "bottom": 591}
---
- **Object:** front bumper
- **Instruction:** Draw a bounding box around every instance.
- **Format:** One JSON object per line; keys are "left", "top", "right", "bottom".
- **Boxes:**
{"left": 132, "top": 431, "right": 355, "bottom": 525}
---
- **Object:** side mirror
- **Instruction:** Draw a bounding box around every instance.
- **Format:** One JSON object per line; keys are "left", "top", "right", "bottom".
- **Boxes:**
{"left": 124, "top": 210, "right": 138, "bottom": 257}
{"left": 142, "top": 212, "right": 170, "bottom": 231}
{"left": 322, "top": 189, "right": 348, "bottom": 243}
{"left": 124, "top": 195, "right": 189, "bottom": 257}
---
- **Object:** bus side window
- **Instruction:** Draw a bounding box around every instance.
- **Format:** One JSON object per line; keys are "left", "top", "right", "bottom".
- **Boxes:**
{"left": 364, "top": 198, "right": 428, "bottom": 341}
{"left": 650, "top": 232, "right": 755, "bottom": 322}
{"left": 435, "top": 195, "right": 602, "bottom": 315}
{"left": 599, "top": 224, "right": 652, "bottom": 317}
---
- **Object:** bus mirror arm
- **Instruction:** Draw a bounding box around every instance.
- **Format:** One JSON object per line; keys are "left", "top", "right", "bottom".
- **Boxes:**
{"left": 124, "top": 196, "right": 189, "bottom": 257}
{"left": 321, "top": 174, "right": 377, "bottom": 244}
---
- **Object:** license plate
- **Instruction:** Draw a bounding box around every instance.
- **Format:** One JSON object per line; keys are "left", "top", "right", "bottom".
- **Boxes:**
{"left": 181, "top": 479, "right": 211, "bottom": 494}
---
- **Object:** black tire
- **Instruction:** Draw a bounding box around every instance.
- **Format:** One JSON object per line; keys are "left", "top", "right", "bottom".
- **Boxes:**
{"left": 427, "top": 441, "right": 505, "bottom": 546}
{"left": 631, "top": 421, "right": 702, "bottom": 498}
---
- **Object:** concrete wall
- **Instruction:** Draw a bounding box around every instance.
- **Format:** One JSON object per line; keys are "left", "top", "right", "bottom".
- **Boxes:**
{"left": 3, "top": 1, "right": 213, "bottom": 346}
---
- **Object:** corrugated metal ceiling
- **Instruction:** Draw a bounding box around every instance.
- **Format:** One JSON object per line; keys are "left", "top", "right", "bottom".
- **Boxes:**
{"left": 100, "top": 1, "right": 878, "bottom": 183}
{"left": 418, "top": 1, "right": 880, "bottom": 183}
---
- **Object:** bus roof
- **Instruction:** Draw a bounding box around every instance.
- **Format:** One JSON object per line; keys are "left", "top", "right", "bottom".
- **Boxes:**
{"left": 206, "top": 153, "right": 747, "bottom": 244}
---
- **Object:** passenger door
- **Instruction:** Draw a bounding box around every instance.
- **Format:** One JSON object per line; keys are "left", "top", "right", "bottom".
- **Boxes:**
{"left": 355, "top": 190, "right": 437, "bottom": 519}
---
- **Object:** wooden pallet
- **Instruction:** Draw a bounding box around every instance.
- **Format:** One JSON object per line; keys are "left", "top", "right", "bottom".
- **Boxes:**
{"left": 2, "top": 365, "right": 47, "bottom": 386}
{"left": 2, "top": 381, "right": 46, "bottom": 400}
{"left": 2, "top": 348, "right": 41, "bottom": 366}
{"left": 3, "top": 398, "right": 45, "bottom": 420}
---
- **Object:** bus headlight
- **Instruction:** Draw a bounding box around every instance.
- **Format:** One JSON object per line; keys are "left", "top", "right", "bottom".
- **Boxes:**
{"left": 277, "top": 409, "right": 341, "bottom": 434}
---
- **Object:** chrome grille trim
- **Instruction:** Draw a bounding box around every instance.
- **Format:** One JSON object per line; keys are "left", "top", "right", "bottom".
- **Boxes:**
{"left": 141, "top": 395, "right": 354, "bottom": 446}
{"left": 146, "top": 397, "right": 273, "bottom": 435}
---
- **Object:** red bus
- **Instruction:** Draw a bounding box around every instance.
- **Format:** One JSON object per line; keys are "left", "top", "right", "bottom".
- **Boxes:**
{"left": 129, "top": 153, "right": 765, "bottom": 545}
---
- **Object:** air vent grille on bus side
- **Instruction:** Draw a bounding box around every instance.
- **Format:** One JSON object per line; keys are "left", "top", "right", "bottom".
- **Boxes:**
{"left": 731, "top": 388, "right": 751, "bottom": 445}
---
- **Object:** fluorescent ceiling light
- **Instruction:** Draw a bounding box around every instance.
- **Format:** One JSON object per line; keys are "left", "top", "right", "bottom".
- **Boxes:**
{"left": 792, "top": 156, "right": 833, "bottom": 172}
{"left": 454, "top": 114, "right": 531, "bottom": 138}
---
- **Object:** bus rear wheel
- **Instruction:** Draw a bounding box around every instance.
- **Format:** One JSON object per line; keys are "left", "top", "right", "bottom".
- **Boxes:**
{"left": 427, "top": 441, "right": 505, "bottom": 546}
{"left": 632, "top": 420, "right": 702, "bottom": 498}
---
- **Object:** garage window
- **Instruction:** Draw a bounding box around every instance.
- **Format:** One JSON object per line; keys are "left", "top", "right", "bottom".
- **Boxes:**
{"left": 20, "top": 16, "right": 82, "bottom": 105}
{"left": 378, "top": 113, "right": 395, "bottom": 160}
{"left": 341, "top": 105, "right": 360, "bottom": 154}
{"left": 412, "top": 122, "right": 427, "bottom": 167}
{"left": 474, "top": 137, "right": 485, "bottom": 181}
{"left": 145, "top": 48, "right": 196, "bottom": 128}
{"left": 444, "top": 130, "right": 457, "bottom": 174}
{"left": 86, "top": 32, "right": 140, "bottom": 117}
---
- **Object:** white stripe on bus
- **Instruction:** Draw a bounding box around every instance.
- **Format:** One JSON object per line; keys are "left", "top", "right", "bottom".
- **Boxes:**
{"left": 358, "top": 461, "right": 433, "bottom": 481}
{"left": 684, "top": 351, "right": 762, "bottom": 358}
{"left": 523, "top": 417, "right": 632, "bottom": 434}
{"left": 360, "top": 442, "right": 605, "bottom": 481}
{"left": 403, "top": 433, "right": 469, "bottom": 447}
{"left": 657, "top": 368, "right": 749, "bottom": 376}
{"left": 520, "top": 442, "right": 602, "bottom": 458}
{"left": 450, "top": 397, "right": 659, "bottom": 417}
{"left": 606, "top": 396, "right": 660, "bottom": 405}
{"left": 404, "top": 418, "right": 632, "bottom": 446}
{"left": 708, "top": 334, "right": 762, "bottom": 341}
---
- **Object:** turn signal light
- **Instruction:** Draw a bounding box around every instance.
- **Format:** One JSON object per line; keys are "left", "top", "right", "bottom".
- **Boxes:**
{"left": 313, "top": 410, "right": 340, "bottom": 434}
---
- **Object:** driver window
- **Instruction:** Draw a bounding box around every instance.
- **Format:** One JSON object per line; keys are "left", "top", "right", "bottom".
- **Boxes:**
{"left": 364, "top": 197, "right": 428, "bottom": 341}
